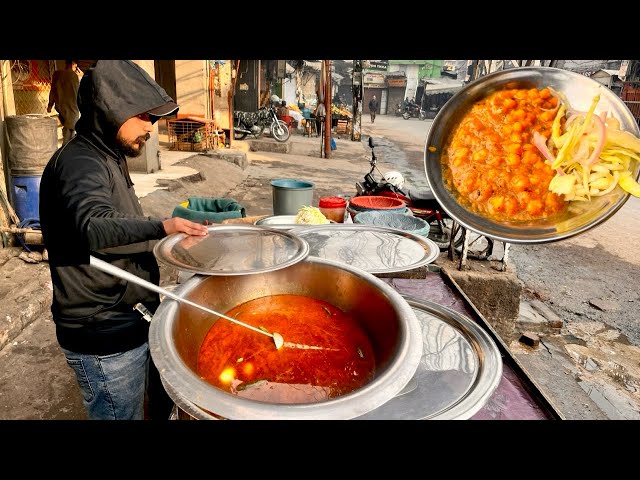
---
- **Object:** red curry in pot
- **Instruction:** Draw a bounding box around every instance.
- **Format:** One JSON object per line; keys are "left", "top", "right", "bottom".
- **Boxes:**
{"left": 196, "top": 294, "right": 376, "bottom": 404}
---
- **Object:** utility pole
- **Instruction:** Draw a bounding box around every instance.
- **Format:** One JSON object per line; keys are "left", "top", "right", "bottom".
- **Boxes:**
{"left": 324, "top": 60, "right": 332, "bottom": 159}
{"left": 351, "top": 60, "right": 363, "bottom": 141}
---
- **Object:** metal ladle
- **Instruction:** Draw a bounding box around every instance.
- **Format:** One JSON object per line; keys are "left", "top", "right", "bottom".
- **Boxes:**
{"left": 89, "top": 255, "right": 284, "bottom": 350}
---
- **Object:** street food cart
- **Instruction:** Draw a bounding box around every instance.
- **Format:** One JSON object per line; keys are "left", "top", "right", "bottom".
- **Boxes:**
{"left": 144, "top": 222, "right": 560, "bottom": 420}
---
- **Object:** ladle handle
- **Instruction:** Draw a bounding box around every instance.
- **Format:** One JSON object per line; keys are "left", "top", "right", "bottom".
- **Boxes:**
{"left": 88, "top": 255, "right": 272, "bottom": 338}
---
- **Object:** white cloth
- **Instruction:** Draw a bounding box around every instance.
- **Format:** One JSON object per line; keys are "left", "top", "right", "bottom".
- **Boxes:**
{"left": 288, "top": 110, "right": 303, "bottom": 129}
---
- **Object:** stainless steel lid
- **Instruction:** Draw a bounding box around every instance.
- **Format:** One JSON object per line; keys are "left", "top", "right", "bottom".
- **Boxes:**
{"left": 153, "top": 224, "right": 309, "bottom": 275}
{"left": 254, "top": 215, "right": 298, "bottom": 227}
{"left": 356, "top": 296, "right": 503, "bottom": 420}
{"left": 255, "top": 215, "right": 337, "bottom": 229}
{"left": 290, "top": 224, "right": 439, "bottom": 274}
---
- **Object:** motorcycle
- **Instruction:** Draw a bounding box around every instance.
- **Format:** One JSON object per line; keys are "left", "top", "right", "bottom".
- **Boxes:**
{"left": 354, "top": 137, "right": 463, "bottom": 250}
{"left": 233, "top": 105, "right": 290, "bottom": 142}
{"left": 402, "top": 103, "right": 421, "bottom": 120}
{"left": 394, "top": 103, "right": 404, "bottom": 117}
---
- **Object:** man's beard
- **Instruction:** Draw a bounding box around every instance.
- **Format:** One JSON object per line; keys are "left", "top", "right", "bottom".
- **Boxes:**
{"left": 116, "top": 133, "right": 150, "bottom": 157}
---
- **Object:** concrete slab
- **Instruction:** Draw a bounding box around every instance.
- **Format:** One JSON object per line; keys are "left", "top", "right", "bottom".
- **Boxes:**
{"left": 438, "top": 256, "right": 522, "bottom": 342}
{"left": 130, "top": 150, "right": 200, "bottom": 198}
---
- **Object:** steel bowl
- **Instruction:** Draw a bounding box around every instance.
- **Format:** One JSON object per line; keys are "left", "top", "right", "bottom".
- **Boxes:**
{"left": 425, "top": 66, "right": 640, "bottom": 244}
{"left": 149, "top": 256, "right": 423, "bottom": 420}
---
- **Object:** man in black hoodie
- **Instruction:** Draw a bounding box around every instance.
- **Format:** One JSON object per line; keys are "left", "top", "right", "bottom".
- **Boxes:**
{"left": 39, "top": 60, "right": 209, "bottom": 420}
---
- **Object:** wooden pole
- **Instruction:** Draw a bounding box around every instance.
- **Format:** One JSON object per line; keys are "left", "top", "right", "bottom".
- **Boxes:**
{"left": 0, "top": 187, "right": 19, "bottom": 226}
{"left": 351, "top": 60, "right": 362, "bottom": 142}
{"left": 228, "top": 60, "right": 241, "bottom": 148}
{"left": 0, "top": 226, "right": 41, "bottom": 233}
{"left": 324, "top": 60, "right": 332, "bottom": 159}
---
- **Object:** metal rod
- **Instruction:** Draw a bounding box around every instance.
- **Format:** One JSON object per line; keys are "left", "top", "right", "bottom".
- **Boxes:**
{"left": 88, "top": 255, "right": 273, "bottom": 339}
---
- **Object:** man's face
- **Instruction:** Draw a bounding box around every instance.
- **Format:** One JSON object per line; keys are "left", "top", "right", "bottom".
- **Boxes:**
{"left": 116, "top": 113, "right": 153, "bottom": 157}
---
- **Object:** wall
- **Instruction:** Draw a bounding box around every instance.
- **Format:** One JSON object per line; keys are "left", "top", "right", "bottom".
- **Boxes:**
{"left": 282, "top": 76, "right": 298, "bottom": 106}
{"left": 300, "top": 70, "right": 319, "bottom": 106}
{"left": 559, "top": 60, "right": 622, "bottom": 73}
{"left": 388, "top": 62, "right": 420, "bottom": 102}
{"left": 405, "top": 64, "right": 420, "bottom": 101}
{"left": 175, "top": 60, "right": 207, "bottom": 117}
{"left": 211, "top": 61, "right": 232, "bottom": 130}
{"left": 0, "top": 63, "right": 8, "bottom": 228}
{"left": 126, "top": 60, "right": 161, "bottom": 173}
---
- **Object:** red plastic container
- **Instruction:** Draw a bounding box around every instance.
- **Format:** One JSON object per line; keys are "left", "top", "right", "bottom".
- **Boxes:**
{"left": 319, "top": 196, "right": 347, "bottom": 223}
{"left": 347, "top": 195, "right": 407, "bottom": 221}
{"left": 348, "top": 196, "right": 406, "bottom": 211}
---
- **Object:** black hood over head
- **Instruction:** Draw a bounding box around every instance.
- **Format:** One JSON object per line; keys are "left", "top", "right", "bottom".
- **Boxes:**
{"left": 75, "top": 60, "right": 177, "bottom": 153}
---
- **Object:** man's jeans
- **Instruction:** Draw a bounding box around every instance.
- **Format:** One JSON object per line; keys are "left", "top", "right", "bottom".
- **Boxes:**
{"left": 61, "top": 343, "right": 148, "bottom": 420}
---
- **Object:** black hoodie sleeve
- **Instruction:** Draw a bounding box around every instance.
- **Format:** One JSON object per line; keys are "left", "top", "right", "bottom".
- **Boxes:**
{"left": 55, "top": 148, "right": 166, "bottom": 253}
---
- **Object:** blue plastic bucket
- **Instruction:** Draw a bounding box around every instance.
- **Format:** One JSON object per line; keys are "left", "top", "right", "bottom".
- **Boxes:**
{"left": 11, "top": 173, "right": 42, "bottom": 221}
{"left": 271, "top": 179, "right": 315, "bottom": 215}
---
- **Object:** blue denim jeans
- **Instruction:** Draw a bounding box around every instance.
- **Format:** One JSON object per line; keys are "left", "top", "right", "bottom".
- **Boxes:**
{"left": 61, "top": 343, "right": 149, "bottom": 420}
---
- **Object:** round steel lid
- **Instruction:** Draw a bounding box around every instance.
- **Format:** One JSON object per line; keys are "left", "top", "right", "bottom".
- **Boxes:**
{"left": 255, "top": 215, "right": 337, "bottom": 229}
{"left": 290, "top": 224, "right": 439, "bottom": 274}
{"left": 254, "top": 215, "right": 299, "bottom": 227}
{"left": 356, "top": 296, "right": 503, "bottom": 420}
{"left": 153, "top": 224, "right": 309, "bottom": 275}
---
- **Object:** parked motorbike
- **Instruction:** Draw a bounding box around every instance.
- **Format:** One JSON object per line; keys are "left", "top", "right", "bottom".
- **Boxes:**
{"left": 233, "top": 105, "right": 290, "bottom": 142}
{"left": 394, "top": 103, "right": 404, "bottom": 117}
{"left": 354, "top": 137, "right": 462, "bottom": 250}
{"left": 401, "top": 103, "right": 421, "bottom": 120}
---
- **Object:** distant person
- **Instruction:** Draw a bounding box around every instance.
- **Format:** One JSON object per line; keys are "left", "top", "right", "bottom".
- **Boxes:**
{"left": 314, "top": 102, "right": 326, "bottom": 137}
{"left": 277, "top": 100, "right": 289, "bottom": 117}
{"left": 368, "top": 95, "right": 378, "bottom": 123}
{"left": 47, "top": 60, "right": 81, "bottom": 145}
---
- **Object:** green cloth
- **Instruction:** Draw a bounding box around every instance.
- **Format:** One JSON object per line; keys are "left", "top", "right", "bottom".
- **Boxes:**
{"left": 171, "top": 197, "right": 246, "bottom": 223}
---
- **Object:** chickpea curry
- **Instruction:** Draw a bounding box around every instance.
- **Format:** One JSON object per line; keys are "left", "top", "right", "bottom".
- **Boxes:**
{"left": 441, "top": 86, "right": 640, "bottom": 224}
{"left": 442, "top": 87, "right": 566, "bottom": 222}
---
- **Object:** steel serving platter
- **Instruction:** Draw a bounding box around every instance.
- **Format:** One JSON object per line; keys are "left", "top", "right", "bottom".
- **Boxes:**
{"left": 356, "top": 296, "right": 503, "bottom": 420}
{"left": 153, "top": 224, "right": 309, "bottom": 275}
{"left": 425, "top": 66, "right": 640, "bottom": 244}
{"left": 290, "top": 224, "right": 440, "bottom": 274}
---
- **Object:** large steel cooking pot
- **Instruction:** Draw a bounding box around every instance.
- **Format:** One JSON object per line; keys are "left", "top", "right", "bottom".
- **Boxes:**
{"left": 149, "top": 256, "right": 423, "bottom": 420}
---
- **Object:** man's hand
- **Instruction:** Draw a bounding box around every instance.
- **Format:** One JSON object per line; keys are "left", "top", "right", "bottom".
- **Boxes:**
{"left": 162, "top": 217, "right": 209, "bottom": 236}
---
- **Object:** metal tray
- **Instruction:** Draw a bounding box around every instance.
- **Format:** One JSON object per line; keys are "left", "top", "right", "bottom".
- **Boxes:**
{"left": 290, "top": 224, "right": 439, "bottom": 274}
{"left": 356, "top": 296, "right": 503, "bottom": 420}
{"left": 153, "top": 224, "right": 309, "bottom": 275}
